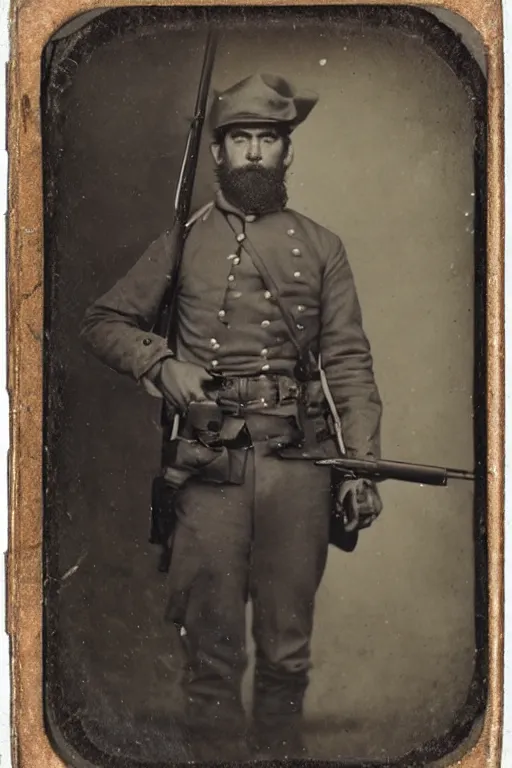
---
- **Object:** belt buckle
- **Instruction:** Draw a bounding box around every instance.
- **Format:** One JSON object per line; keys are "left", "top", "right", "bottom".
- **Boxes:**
{"left": 278, "top": 376, "right": 300, "bottom": 404}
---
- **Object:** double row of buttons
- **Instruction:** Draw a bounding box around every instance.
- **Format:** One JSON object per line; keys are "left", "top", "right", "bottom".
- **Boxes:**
{"left": 211, "top": 224, "right": 306, "bottom": 371}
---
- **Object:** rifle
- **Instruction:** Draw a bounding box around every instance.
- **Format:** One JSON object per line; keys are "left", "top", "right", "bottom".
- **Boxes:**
{"left": 149, "top": 27, "right": 219, "bottom": 571}
{"left": 315, "top": 456, "right": 475, "bottom": 485}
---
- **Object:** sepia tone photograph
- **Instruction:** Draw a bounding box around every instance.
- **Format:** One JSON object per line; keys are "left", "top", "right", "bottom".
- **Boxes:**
{"left": 38, "top": 5, "right": 489, "bottom": 766}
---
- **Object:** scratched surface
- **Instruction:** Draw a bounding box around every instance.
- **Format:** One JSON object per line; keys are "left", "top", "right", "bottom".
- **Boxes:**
{"left": 41, "top": 7, "right": 486, "bottom": 765}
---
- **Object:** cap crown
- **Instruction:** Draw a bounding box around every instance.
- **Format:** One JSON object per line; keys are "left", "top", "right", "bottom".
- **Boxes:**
{"left": 209, "top": 73, "right": 318, "bottom": 132}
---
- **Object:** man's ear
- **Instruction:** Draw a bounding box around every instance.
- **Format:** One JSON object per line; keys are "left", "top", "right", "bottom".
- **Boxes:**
{"left": 210, "top": 142, "right": 223, "bottom": 166}
{"left": 283, "top": 142, "right": 294, "bottom": 169}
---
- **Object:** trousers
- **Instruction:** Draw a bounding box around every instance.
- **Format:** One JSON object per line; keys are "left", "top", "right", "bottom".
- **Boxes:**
{"left": 164, "top": 413, "right": 332, "bottom": 738}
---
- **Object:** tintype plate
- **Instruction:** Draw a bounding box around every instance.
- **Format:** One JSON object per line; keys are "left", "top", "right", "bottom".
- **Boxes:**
{"left": 6, "top": 1, "right": 504, "bottom": 767}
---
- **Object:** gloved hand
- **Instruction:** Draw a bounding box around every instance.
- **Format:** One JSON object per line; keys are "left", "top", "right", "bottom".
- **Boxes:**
{"left": 147, "top": 358, "right": 213, "bottom": 411}
{"left": 335, "top": 478, "right": 383, "bottom": 532}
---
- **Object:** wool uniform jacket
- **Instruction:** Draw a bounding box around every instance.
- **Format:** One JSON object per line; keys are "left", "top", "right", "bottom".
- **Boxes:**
{"left": 80, "top": 194, "right": 382, "bottom": 459}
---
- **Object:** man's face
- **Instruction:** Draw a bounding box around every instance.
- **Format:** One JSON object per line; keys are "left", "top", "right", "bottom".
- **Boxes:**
{"left": 210, "top": 124, "right": 293, "bottom": 215}
{"left": 216, "top": 126, "right": 291, "bottom": 171}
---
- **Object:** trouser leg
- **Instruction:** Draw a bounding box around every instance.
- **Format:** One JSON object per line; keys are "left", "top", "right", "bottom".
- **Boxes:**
{"left": 164, "top": 456, "right": 254, "bottom": 742}
{"left": 250, "top": 442, "right": 331, "bottom": 749}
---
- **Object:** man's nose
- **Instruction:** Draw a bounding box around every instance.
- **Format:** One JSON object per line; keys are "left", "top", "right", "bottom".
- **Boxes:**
{"left": 246, "top": 139, "right": 262, "bottom": 162}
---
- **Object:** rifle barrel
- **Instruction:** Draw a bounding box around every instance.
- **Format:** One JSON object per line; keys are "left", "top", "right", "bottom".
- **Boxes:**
{"left": 175, "top": 27, "right": 219, "bottom": 223}
{"left": 193, "top": 27, "right": 219, "bottom": 118}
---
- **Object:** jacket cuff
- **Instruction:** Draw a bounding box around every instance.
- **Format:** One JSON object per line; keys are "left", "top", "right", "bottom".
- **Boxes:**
{"left": 131, "top": 332, "right": 174, "bottom": 381}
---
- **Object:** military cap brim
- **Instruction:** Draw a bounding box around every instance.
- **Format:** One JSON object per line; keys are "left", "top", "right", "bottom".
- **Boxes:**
{"left": 209, "top": 73, "right": 318, "bottom": 133}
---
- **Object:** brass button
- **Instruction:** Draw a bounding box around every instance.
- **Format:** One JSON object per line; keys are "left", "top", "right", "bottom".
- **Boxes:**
{"left": 264, "top": 290, "right": 272, "bottom": 300}
{"left": 236, "top": 233, "right": 246, "bottom": 243}
{"left": 261, "top": 348, "right": 269, "bottom": 356}
{"left": 228, "top": 275, "right": 235, "bottom": 283}
{"left": 261, "top": 320, "right": 270, "bottom": 328}
{"left": 142, "top": 338, "right": 152, "bottom": 346}
{"left": 294, "top": 271, "right": 301, "bottom": 278}
{"left": 232, "top": 291, "right": 242, "bottom": 299}
{"left": 212, "top": 343, "right": 220, "bottom": 351}
{"left": 211, "top": 360, "right": 219, "bottom": 368}
{"left": 233, "top": 257, "right": 240, "bottom": 266}
{"left": 246, "top": 215, "right": 256, "bottom": 223}
{"left": 261, "top": 363, "right": 270, "bottom": 372}
{"left": 218, "top": 310, "right": 226, "bottom": 318}
{"left": 292, "top": 248, "right": 301, "bottom": 256}
{"left": 297, "top": 323, "right": 305, "bottom": 331}
{"left": 228, "top": 253, "right": 238, "bottom": 261}
{"left": 297, "top": 305, "right": 305, "bottom": 312}
{"left": 210, "top": 338, "right": 218, "bottom": 346}
{"left": 287, "top": 228, "right": 295, "bottom": 236}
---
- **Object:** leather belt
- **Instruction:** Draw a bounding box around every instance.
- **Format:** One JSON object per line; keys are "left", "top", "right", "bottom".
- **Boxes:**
{"left": 210, "top": 373, "right": 302, "bottom": 413}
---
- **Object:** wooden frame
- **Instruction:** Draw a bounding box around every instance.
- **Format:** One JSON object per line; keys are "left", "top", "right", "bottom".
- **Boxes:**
{"left": 6, "top": 0, "right": 504, "bottom": 766}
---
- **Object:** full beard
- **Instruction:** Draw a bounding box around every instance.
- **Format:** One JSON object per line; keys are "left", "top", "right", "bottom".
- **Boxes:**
{"left": 216, "top": 163, "right": 288, "bottom": 216}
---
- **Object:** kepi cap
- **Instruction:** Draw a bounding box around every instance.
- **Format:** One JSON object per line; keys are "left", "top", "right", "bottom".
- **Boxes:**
{"left": 209, "top": 73, "right": 318, "bottom": 133}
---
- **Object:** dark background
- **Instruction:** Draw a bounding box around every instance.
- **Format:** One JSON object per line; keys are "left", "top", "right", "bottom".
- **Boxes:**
{"left": 42, "top": 7, "right": 487, "bottom": 766}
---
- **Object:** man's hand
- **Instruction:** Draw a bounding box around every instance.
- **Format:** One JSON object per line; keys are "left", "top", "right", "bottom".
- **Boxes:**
{"left": 336, "top": 478, "right": 383, "bottom": 532}
{"left": 147, "top": 358, "right": 214, "bottom": 411}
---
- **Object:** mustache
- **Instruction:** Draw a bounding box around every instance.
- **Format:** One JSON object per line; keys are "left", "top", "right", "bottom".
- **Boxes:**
{"left": 227, "top": 163, "right": 278, "bottom": 175}
{"left": 216, "top": 162, "right": 287, "bottom": 186}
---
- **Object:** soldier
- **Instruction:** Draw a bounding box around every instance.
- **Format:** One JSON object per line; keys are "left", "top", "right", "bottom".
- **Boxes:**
{"left": 80, "top": 73, "right": 383, "bottom": 760}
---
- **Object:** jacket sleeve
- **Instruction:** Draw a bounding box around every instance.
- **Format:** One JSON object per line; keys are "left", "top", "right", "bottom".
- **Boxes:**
{"left": 320, "top": 237, "right": 382, "bottom": 458}
{"left": 79, "top": 225, "right": 180, "bottom": 381}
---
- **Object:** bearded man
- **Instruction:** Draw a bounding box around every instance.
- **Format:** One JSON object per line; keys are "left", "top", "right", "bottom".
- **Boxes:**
{"left": 80, "top": 73, "right": 383, "bottom": 760}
